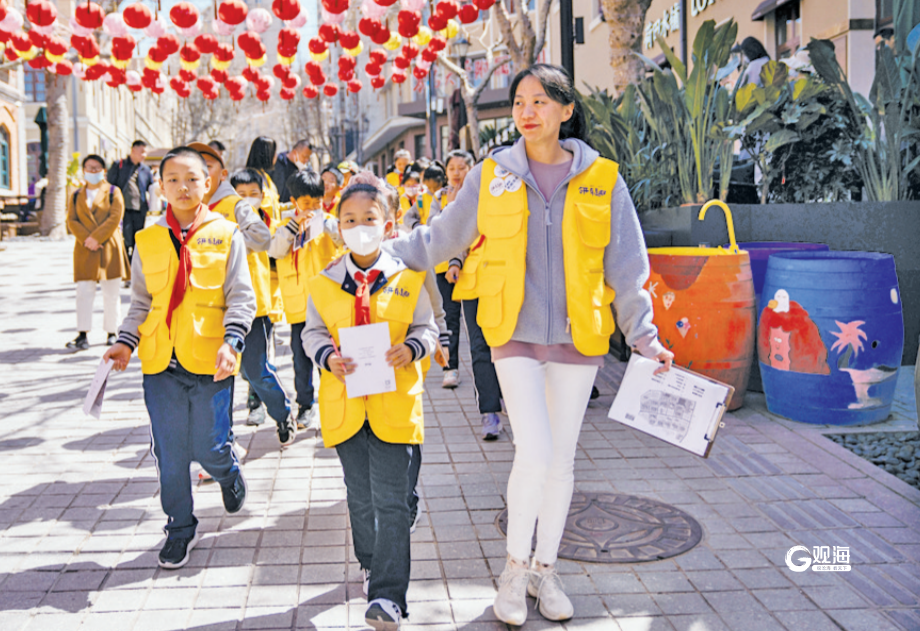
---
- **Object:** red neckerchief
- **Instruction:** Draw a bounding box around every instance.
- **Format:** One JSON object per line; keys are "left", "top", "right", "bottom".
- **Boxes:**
{"left": 323, "top": 196, "right": 338, "bottom": 213}
{"left": 353, "top": 269, "right": 381, "bottom": 326}
{"left": 292, "top": 217, "right": 308, "bottom": 285}
{"left": 469, "top": 234, "right": 486, "bottom": 253}
{"left": 165, "top": 204, "right": 207, "bottom": 331}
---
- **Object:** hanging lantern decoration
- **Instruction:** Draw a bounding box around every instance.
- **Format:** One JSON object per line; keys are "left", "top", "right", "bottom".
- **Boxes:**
{"left": 359, "top": 18, "right": 381, "bottom": 37}
{"left": 195, "top": 34, "right": 219, "bottom": 55}
{"left": 365, "top": 62, "right": 382, "bottom": 76}
{"left": 347, "top": 79, "right": 362, "bottom": 93}
{"left": 272, "top": 0, "right": 302, "bottom": 20}
{"left": 213, "top": 19, "right": 236, "bottom": 36}
{"left": 308, "top": 37, "right": 329, "bottom": 61}
{"left": 85, "top": 63, "right": 110, "bottom": 81}
{"left": 421, "top": 46, "right": 438, "bottom": 63}
{"left": 475, "top": 0, "right": 497, "bottom": 7}
{"left": 277, "top": 28, "right": 300, "bottom": 58}
{"left": 340, "top": 30, "right": 361, "bottom": 49}
{"left": 285, "top": 12, "right": 308, "bottom": 28}
{"left": 177, "top": 19, "right": 203, "bottom": 39}
{"left": 371, "top": 27, "right": 391, "bottom": 46}
{"left": 4, "top": 46, "right": 18, "bottom": 62}
{"left": 0, "top": 9, "right": 22, "bottom": 34}
{"left": 413, "top": 65, "right": 428, "bottom": 80}
{"left": 283, "top": 74, "right": 301, "bottom": 89}
{"left": 375, "top": 0, "right": 399, "bottom": 6}
{"left": 442, "top": 19, "right": 459, "bottom": 38}
{"left": 103, "top": 12, "right": 129, "bottom": 37}
{"left": 393, "top": 55, "right": 410, "bottom": 69}
{"left": 218, "top": 0, "right": 249, "bottom": 25}
{"left": 26, "top": 0, "right": 57, "bottom": 27}
{"left": 214, "top": 42, "right": 235, "bottom": 63}
{"left": 397, "top": 11, "right": 421, "bottom": 39}
{"left": 75, "top": 2, "right": 105, "bottom": 30}
{"left": 211, "top": 68, "right": 229, "bottom": 84}
{"left": 123, "top": 3, "right": 154, "bottom": 30}
{"left": 157, "top": 34, "right": 180, "bottom": 56}
{"left": 168, "top": 2, "right": 199, "bottom": 28}
{"left": 179, "top": 43, "right": 202, "bottom": 71}
{"left": 144, "top": 16, "right": 169, "bottom": 38}
{"left": 243, "top": 67, "right": 261, "bottom": 83}
{"left": 55, "top": 60, "right": 74, "bottom": 76}
{"left": 309, "top": 70, "right": 326, "bottom": 85}
{"left": 413, "top": 26, "right": 432, "bottom": 46}
{"left": 428, "top": 36, "right": 447, "bottom": 52}
{"left": 303, "top": 85, "right": 318, "bottom": 98}
{"left": 369, "top": 49, "right": 388, "bottom": 66}
{"left": 28, "top": 30, "right": 48, "bottom": 50}
{"left": 371, "top": 75, "right": 386, "bottom": 89}
{"left": 458, "top": 4, "right": 479, "bottom": 24}
{"left": 323, "top": 83, "right": 339, "bottom": 97}
{"left": 179, "top": 68, "right": 196, "bottom": 82}
{"left": 321, "top": 0, "right": 350, "bottom": 14}
{"left": 256, "top": 90, "right": 271, "bottom": 102}
{"left": 436, "top": 0, "right": 460, "bottom": 19}
{"left": 319, "top": 24, "right": 340, "bottom": 44}
{"left": 280, "top": 88, "right": 296, "bottom": 100}
{"left": 391, "top": 69, "right": 407, "bottom": 83}
{"left": 337, "top": 67, "right": 354, "bottom": 82}
{"left": 361, "top": 0, "right": 388, "bottom": 19}
{"left": 45, "top": 37, "right": 69, "bottom": 63}
{"left": 402, "top": 42, "right": 419, "bottom": 59}
{"left": 246, "top": 8, "right": 274, "bottom": 33}
{"left": 383, "top": 31, "right": 401, "bottom": 50}
{"left": 428, "top": 14, "right": 447, "bottom": 31}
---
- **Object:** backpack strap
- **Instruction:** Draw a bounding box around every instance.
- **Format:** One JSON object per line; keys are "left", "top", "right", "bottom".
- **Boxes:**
{"left": 72, "top": 190, "right": 79, "bottom": 210}
{"left": 109, "top": 185, "right": 115, "bottom": 205}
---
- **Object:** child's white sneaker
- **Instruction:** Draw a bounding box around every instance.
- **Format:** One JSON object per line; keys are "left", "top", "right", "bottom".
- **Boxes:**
{"left": 365, "top": 598, "right": 401, "bottom": 630}
{"left": 363, "top": 569, "right": 370, "bottom": 597}
{"left": 493, "top": 555, "right": 530, "bottom": 625}
{"left": 527, "top": 560, "right": 574, "bottom": 621}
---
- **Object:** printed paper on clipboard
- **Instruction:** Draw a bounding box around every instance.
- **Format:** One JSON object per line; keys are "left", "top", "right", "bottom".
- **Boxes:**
{"left": 607, "top": 354, "right": 733, "bottom": 458}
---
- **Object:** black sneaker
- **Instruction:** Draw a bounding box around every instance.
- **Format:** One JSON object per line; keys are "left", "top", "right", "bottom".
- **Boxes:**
{"left": 106, "top": 333, "right": 117, "bottom": 346}
{"left": 590, "top": 386, "right": 600, "bottom": 400}
{"left": 296, "top": 405, "right": 317, "bottom": 430}
{"left": 277, "top": 415, "right": 297, "bottom": 446}
{"left": 66, "top": 334, "right": 89, "bottom": 351}
{"left": 365, "top": 598, "right": 401, "bottom": 630}
{"left": 158, "top": 531, "right": 200, "bottom": 569}
{"left": 221, "top": 472, "right": 247, "bottom": 513}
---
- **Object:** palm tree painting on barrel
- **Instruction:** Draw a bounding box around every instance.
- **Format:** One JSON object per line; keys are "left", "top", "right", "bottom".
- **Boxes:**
{"left": 831, "top": 320, "right": 898, "bottom": 409}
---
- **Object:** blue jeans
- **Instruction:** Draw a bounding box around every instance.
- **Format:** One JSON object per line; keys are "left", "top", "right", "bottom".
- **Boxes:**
{"left": 436, "top": 273, "right": 461, "bottom": 371}
{"left": 291, "top": 322, "right": 315, "bottom": 409}
{"left": 144, "top": 363, "right": 240, "bottom": 539}
{"left": 336, "top": 421, "right": 418, "bottom": 614}
{"left": 462, "top": 299, "right": 503, "bottom": 414}
{"left": 240, "top": 316, "right": 291, "bottom": 425}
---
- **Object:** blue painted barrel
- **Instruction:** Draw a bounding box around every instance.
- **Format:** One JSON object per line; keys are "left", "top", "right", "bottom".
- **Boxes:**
{"left": 735, "top": 242, "right": 830, "bottom": 391}
{"left": 759, "top": 252, "right": 903, "bottom": 425}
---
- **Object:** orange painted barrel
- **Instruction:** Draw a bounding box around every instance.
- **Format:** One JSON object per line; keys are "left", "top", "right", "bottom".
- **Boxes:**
{"left": 645, "top": 247, "right": 756, "bottom": 410}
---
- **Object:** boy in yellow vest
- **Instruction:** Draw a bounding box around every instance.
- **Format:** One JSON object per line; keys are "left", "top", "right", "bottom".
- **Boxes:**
{"left": 104, "top": 146, "right": 256, "bottom": 569}
{"left": 303, "top": 180, "right": 438, "bottom": 630}
{"left": 267, "top": 170, "right": 341, "bottom": 430}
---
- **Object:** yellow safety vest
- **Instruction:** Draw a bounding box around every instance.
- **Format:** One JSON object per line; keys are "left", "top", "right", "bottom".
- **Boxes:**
{"left": 386, "top": 170, "right": 402, "bottom": 188}
{"left": 475, "top": 157, "right": 619, "bottom": 356}
{"left": 399, "top": 192, "right": 433, "bottom": 227}
{"left": 275, "top": 215, "right": 340, "bottom": 324}
{"left": 451, "top": 235, "right": 485, "bottom": 302}
{"left": 210, "top": 195, "right": 273, "bottom": 318}
{"left": 308, "top": 268, "right": 428, "bottom": 448}
{"left": 134, "top": 219, "right": 240, "bottom": 375}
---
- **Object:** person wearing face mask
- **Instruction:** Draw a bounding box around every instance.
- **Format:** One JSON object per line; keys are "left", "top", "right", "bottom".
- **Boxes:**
{"left": 274, "top": 140, "right": 314, "bottom": 204}
{"left": 66, "top": 155, "right": 129, "bottom": 350}
{"left": 303, "top": 178, "right": 438, "bottom": 631}
{"left": 268, "top": 170, "right": 343, "bottom": 434}
{"left": 321, "top": 166, "right": 344, "bottom": 214}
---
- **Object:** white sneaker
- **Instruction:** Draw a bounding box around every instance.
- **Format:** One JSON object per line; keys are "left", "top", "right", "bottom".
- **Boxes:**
{"left": 527, "top": 561, "right": 574, "bottom": 621}
{"left": 365, "top": 598, "right": 401, "bottom": 630}
{"left": 363, "top": 569, "right": 370, "bottom": 597}
{"left": 441, "top": 369, "right": 459, "bottom": 389}
{"left": 493, "top": 556, "right": 530, "bottom": 626}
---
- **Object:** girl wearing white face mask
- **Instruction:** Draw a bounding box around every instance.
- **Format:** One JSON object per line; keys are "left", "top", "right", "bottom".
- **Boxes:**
{"left": 65, "top": 154, "right": 130, "bottom": 350}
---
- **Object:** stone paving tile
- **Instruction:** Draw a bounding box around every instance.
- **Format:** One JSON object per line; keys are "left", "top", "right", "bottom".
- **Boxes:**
{"left": 2, "top": 239, "right": 920, "bottom": 630}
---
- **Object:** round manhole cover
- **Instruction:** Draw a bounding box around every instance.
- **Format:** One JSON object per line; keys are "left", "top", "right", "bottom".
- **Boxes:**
{"left": 496, "top": 492, "right": 702, "bottom": 563}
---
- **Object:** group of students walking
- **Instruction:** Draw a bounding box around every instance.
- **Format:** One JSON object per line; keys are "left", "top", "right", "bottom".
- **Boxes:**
{"left": 87, "top": 64, "right": 673, "bottom": 631}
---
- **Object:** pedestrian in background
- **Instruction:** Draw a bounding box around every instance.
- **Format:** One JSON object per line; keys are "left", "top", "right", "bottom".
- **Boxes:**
{"left": 66, "top": 154, "right": 129, "bottom": 351}
{"left": 106, "top": 140, "right": 152, "bottom": 266}
{"left": 274, "top": 139, "right": 314, "bottom": 203}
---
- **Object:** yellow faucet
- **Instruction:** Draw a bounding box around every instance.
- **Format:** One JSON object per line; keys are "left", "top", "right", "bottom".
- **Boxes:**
{"left": 699, "top": 200, "right": 740, "bottom": 255}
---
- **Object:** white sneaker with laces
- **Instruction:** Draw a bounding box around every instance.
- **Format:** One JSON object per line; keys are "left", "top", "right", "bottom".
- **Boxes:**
{"left": 363, "top": 569, "right": 370, "bottom": 597}
{"left": 527, "top": 561, "right": 574, "bottom": 621}
{"left": 493, "top": 556, "right": 530, "bottom": 625}
{"left": 365, "top": 597, "right": 401, "bottom": 631}
{"left": 441, "top": 369, "right": 459, "bottom": 389}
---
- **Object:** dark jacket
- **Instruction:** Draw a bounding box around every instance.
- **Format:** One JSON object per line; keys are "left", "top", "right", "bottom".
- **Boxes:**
{"left": 274, "top": 152, "right": 313, "bottom": 203}
{"left": 106, "top": 158, "right": 152, "bottom": 213}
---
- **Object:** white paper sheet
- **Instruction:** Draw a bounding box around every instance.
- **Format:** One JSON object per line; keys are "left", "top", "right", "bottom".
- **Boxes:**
{"left": 308, "top": 212, "right": 326, "bottom": 242}
{"left": 83, "top": 358, "right": 114, "bottom": 418}
{"left": 608, "top": 354, "right": 733, "bottom": 457}
{"left": 338, "top": 322, "right": 397, "bottom": 399}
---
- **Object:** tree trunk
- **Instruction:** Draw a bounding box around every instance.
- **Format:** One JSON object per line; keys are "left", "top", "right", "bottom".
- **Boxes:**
{"left": 465, "top": 96, "right": 481, "bottom": 157}
{"left": 602, "top": 0, "right": 653, "bottom": 97}
{"left": 41, "top": 73, "right": 69, "bottom": 240}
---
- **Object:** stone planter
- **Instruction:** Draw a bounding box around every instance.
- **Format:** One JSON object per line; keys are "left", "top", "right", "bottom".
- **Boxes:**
{"left": 639, "top": 201, "right": 920, "bottom": 365}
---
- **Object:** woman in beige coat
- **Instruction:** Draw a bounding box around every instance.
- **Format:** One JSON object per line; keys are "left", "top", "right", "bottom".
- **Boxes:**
{"left": 65, "top": 154, "right": 129, "bottom": 350}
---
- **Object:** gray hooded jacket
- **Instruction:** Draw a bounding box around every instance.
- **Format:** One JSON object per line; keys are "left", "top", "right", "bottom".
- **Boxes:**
{"left": 208, "top": 180, "right": 272, "bottom": 254}
{"left": 383, "top": 137, "right": 665, "bottom": 358}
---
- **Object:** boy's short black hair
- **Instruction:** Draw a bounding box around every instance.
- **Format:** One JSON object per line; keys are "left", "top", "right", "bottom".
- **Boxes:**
{"left": 321, "top": 166, "right": 344, "bottom": 188}
{"left": 82, "top": 154, "right": 105, "bottom": 170}
{"left": 286, "top": 169, "right": 324, "bottom": 200}
{"left": 132, "top": 140, "right": 147, "bottom": 148}
{"left": 160, "top": 146, "right": 208, "bottom": 177}
{"left": 401, "top": 163, "right": 423, "bottom": 186}
{"left": 423, "top": 164, "right": 446, "bottom": 189}
{"left": 230, "top": 167, "right": 265, "bottom": 191}
{"left": 208, "top": 140, "right": 226, "bottom": 153}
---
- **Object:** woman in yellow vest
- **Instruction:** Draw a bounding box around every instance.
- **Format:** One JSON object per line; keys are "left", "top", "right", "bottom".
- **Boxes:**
{"left": 386, "top": 64, "right": 674, "bottom": 625}
{"left": 246, "top": 136, "right": 285, "bottom": 325}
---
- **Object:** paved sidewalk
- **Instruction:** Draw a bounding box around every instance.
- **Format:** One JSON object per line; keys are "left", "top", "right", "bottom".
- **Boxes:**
{"left": 1, "top": 239, "right": 919, "bottom": 631}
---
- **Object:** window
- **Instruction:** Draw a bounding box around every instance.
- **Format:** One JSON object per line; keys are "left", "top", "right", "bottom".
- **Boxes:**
{"left": 775, "top": 2, "right": 801, "bottom": 59}
{"left": 0, "top": 127, "right": 11, "bottom": 189}
{"left": 876, "top": 0, "right": 893, "bottom": 29}
{"left": 414, "top": 133, "right": 427, "bottom": 160}
{"left": 24, "top": 68, "right": 45, "bottom": 102}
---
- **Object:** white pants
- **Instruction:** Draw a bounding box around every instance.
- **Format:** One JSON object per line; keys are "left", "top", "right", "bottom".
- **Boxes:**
{"left": 494, "top": 357, "right": 599, "bottom": 565}
{"left": 76, "top": 279, "right": 121, "bottom": 333}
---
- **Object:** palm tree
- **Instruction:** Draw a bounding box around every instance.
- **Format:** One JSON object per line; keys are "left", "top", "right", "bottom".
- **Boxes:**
{"left": 600, "top": 0, "right": 654, "bottom": 96}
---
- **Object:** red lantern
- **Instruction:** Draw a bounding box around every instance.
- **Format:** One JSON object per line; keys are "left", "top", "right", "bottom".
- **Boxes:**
{"left": 278, "top": 28, "right": 301, "bottom": 50}
{"left": 227, "top": 90, "right": 244, "bottom": 101}
{"left": 211, "top": 68, "right": 229, "bottom": 84}
{"left": 347, "top": 80, "right": 362, "bottom": 93}
{"left": 238, "top": 32, "right": 263, "bottom": 55}
{"left": 29, "top": 56, "right": 53, "bottom": 70}
{"left": 398, "top": 21, "right": 420, "bottom": 39}
{"left": 309, "top": 71, "right": 326, "bottom": 85}
{"left": 458, "top": 5, "right": 479, "bottom": 24}
{"left": 46, "top": 37, "right": 69, "bottom": 57}
{"left": 147, "top": 46, "right": 170, "bottom": 64}
{"left": 75, "top": 2, "right": 105, "bottom": 29}
{"left": 338, "top": 56, "right": 357, "bottom": 71}
{"left": 359, "top": 18, "right": 381, "bottom": 37}
{"left": 28, "top": 30, "right": 49, "bottom": 50}
{"left": 225, "top": 76, "right": 247, "bottom": 93}
{"left": 26, "top": 0, "right": 57, "bottom": 27}
{"left": 429, "top": 37, "right": 447, "bottom": 52}
{"left": 308, "top": 38, "right": 328, "bottom": 55}
{"left": 128, "top": 84, "right": 143, "bottom": 93}
{"left": 339, "top": 31, "right": 360, "bottom": 49}
{"left": 257, "top": 89, "right": 271, "bottom": 102}
{"left": 11, "top": 33, "right": 32, "bottom": 53}
{"left": 243, "top": 67, "right": 261, "bottom": 82}
{"left": 179, "top": 44, "right": 201, "bottom": 63}
{"left": 321, "top": 0, "right": 349, "bottom": 14}
{"left": 157, "top": 34, "right": 180, "bottom": 55}
{"left": 169, "top": 2, "right": 199, "bottom": 29}
{"left": 123, "top": 3, "right": 154, "bottom": 29}
{"left": 218, "top": 0, "right": 249, "bottom": 25}
{"left": 402, "top": 43, "right": 419, "bottom": 59}
{"left": 273, "top": 63, "right": 290, "bottom": 79}
{"left": 436, "top": 1, "right": 460, "bottom": 20}
{"left": 86, "top": 64, "right": 110, "bottom": 81}
{"left": 179, "top": 69, "right": 197, "bottom": 82}
{"left": 421, "top": 48, "right": 438, "bottom": 63}
{"left": 371, "top": 76, "right": 386, "bottom": 89}
{"left": 365, "top": 62, "right": 382, "bottom": 76}
{"left": 305, "top": 61, "right": 323, "bottom": 76}
{"left": 369, "top": 49, "right": 388, "bottom": 66}
{"left": 413, "top": 66, "right": 428, "bottom": 80}
{"left": 394, "top": 56, "right": 410, "bottom": 70}
{"left": 55, "top": 61, "right": 74, "bottom": 76}
{"left": 283, "top": 74, "right": 300, "bottom": 89}
{"left": 392, "top": 71, "right": 407, "bottom": 84}
{"left": 214, "top": 43, "right": 235, "bottom": 62}
{"left": 280, "top": 88, "right": 296, "bottom": 100}
{"left": 194, "top": 34, "right": 219, "bottom": 55}
{"left": 337, "top": 68, "right": 354, "bottom": 82}
{"left": 375, "top": 0, "right": 399, "bottom": 6}
{"left": 473, "top": 0, "right": 495, "bottom": 9}
{"left": 318, "top": 24, "right": 340, "bottom": 44}
{"left": 370, "top": 28, "right": 391, "bottom": 45}
{"left": 197, "top": 76, "right": 217, "bottom": 93}
{"left": 4, "top": 48, "right": 18, "bottom": 62}
{"left": 246, "top": 42, "right": 267, "bottom": 60}
{"left": 255, "top": 76, "right": 272, "bottom": 92}
{"left": 428, "top": 15, "right": 447, "bottom": 31}
{"left": 323, "top": 83, "right": 339, "bottom": 97}
{"left": 303, "top": 85, "right": 319, "bottom": 98}
{"left": 272, "top": 0, "right": 302, "bottom": 20}
{"left": 72, "top": 35, "right": 100, "bottom": 58}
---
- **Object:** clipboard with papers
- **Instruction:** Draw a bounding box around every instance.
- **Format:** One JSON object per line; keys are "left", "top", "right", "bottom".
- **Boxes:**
{"left": 607, "top": 354, "right": 733, "bottom": 458}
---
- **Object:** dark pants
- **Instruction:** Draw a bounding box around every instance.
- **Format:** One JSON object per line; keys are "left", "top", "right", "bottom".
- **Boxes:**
{"left": 290, "top": 322, "right": 315, "bottom": 409}
{"left": 408, "top": 446, "right": 421, "bottom": 521}
{"left": 436, "top": 272, "right": 461, "bottom": 371}
{"left": 462, "top": 299, "right": 503, "bottom": 414}
{"left": 144, "top": 363, "right": 240, "bottom": 540}
{"left": 122, "top": 209, "right": 146, "bottom": 258}
{"left": 240, "top": 316, "right": 290, "bottom": 425}
{"left": 336, "top": 421, "right": 417, "bottom": 614}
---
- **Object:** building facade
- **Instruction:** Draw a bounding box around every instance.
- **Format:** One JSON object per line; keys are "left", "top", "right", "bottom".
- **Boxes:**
{"left": 0, "top": 62, "right": 28, "bottom": 203}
